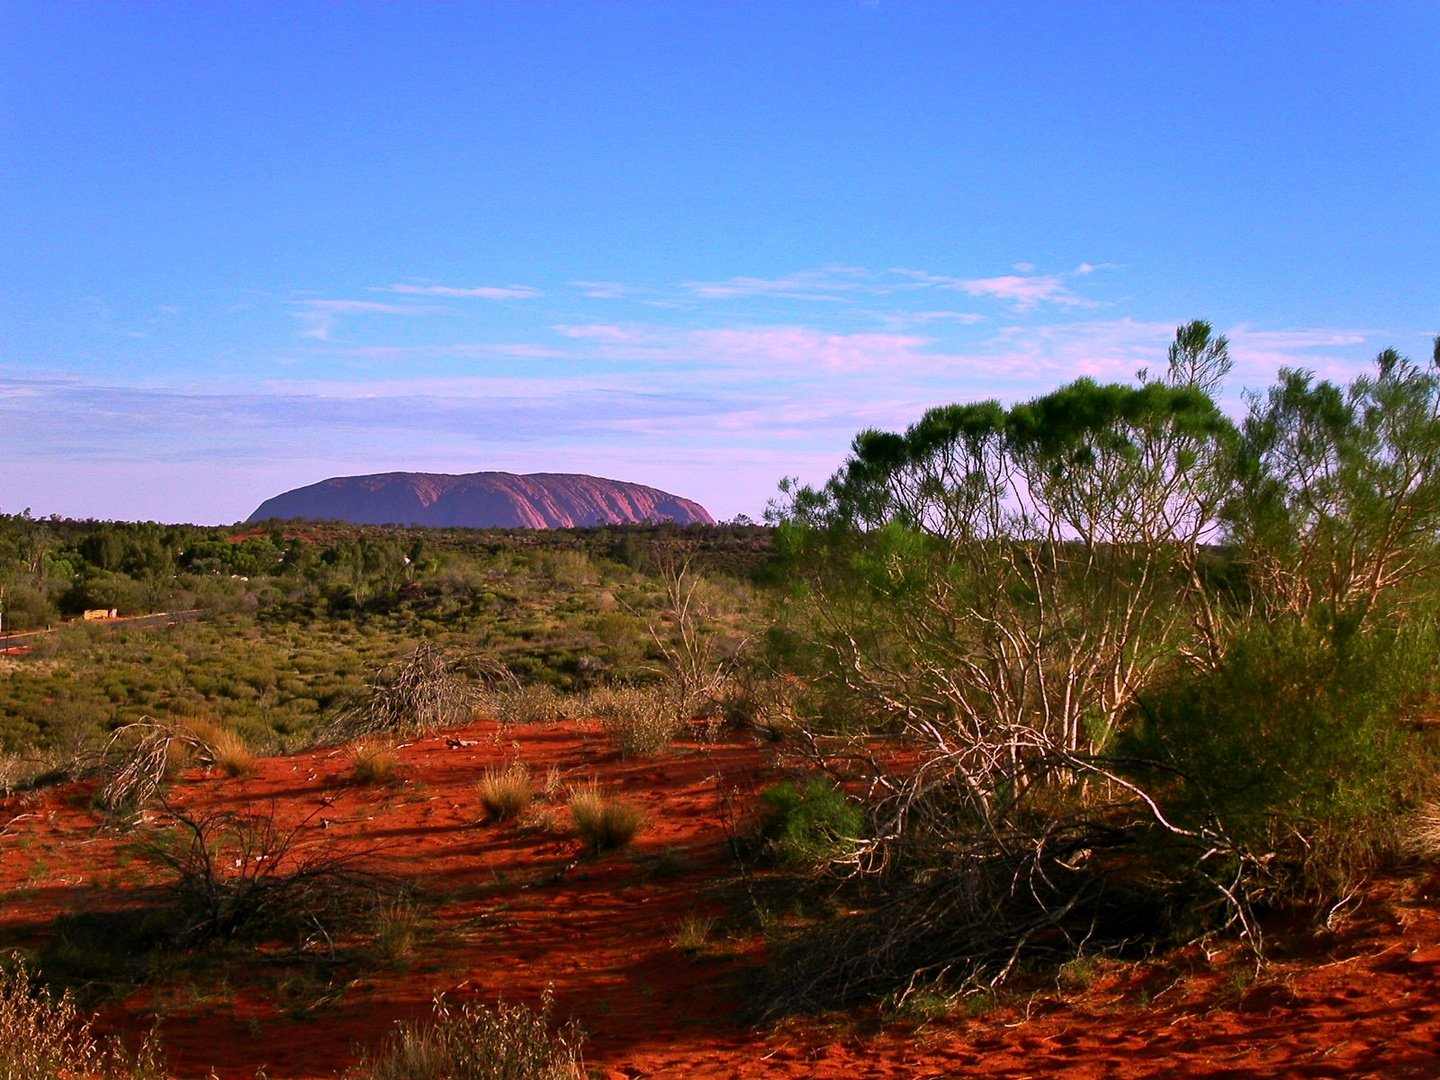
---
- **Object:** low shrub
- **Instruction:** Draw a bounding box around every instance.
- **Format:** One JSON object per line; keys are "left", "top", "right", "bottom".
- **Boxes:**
{"left": 0, "top": 958, "right": 166, "bottom": 1080}
{"left": 476, "top": 765, "right": 534, "bottom": 823}
{"left": 348, "top": 987, "right": 584, "bottom": 1080}
{"left": 1125, "top": 616, "right": 1440, "bottom": 894}
{"left": 142, "top": 803, "right": 380, "bottom": 945}
{"left": 481, "top": 684, "right": 575, "bottom": 726}
{"left": 759, "top": 779, "right": 864, "bottom": 867}
{"left": 589, "top": 686, "right": 681, "bottom": 757}
{"left": 324, "top": 644, "right": 482, "bottom": 742}
{"left": 568, "top": 784, "right": 644, "bottom": 855}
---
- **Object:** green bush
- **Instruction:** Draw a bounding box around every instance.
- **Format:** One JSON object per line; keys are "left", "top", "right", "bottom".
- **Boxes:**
{"left": 760, "top": 779, "right": 864, "bottom": 866}
{"left": 1125, "top": 615, "right": 1439, "bottom": 889}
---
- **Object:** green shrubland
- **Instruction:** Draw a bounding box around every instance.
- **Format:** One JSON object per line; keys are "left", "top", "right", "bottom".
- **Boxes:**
{"left": 0, "top": 522, "right": 768, "bottom": 759}
{"left": 9, "top": 320, "right": 1440, "bottom": 1033}
{"left": 760, "top": 324, "right": 1440, "bottom": 1010}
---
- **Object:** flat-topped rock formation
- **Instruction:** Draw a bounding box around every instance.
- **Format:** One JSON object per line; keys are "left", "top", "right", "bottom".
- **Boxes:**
{"left": 246, "top": 471, "right": 715, "bottom": 528}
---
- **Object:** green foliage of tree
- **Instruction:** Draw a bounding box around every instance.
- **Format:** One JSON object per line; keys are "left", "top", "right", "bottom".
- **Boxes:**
{"left": 1229, "top": 338, "right": 1440, "bottom": 630}
{"left": 772, "top": 321, "right": 1239, "bottom": 755}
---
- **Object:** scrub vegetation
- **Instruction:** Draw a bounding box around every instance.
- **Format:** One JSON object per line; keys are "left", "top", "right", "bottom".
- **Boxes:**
{"left": 759, "top": 323, "right": 1440, "bottom": 1010}
{"left": 4, "top": 323, "right": 1440, "bottom": 1074}
{"left": 0, "top": 522, "right": 767, "bottom": 772}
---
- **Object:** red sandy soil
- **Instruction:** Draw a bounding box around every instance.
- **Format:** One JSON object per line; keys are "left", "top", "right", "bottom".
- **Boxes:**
{"left": 1, "top": 719, "right": 1438, "bottom": 1079}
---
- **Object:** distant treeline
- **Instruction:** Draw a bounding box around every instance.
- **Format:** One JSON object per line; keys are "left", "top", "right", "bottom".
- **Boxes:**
{"left": 0, "top": 514, "right": 774, "bottom": 631}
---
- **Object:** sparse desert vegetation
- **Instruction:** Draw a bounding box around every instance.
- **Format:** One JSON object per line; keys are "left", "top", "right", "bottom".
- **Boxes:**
{"left": 4, "top": 333, "right": 1440, "bottom": 1076}
{"left": 346, "top": 989, "right": 585, "bottom": 1080}
{"left": 0, "top": 960, "right": 165, "bottom": 1080}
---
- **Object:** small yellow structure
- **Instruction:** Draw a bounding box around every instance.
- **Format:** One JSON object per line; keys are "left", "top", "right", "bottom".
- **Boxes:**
{"left": 82, "top": 609, "right": 118, "bottom": 621}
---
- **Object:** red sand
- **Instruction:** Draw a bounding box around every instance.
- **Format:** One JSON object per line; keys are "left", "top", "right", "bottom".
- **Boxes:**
{"left": 2, "top": 719, "right": 1438, "bottom": 1079}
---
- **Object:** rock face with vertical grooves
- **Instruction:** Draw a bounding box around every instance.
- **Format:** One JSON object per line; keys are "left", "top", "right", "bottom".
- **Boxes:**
{"left": 246, "top": 472, "right": 715, "bottom": 529}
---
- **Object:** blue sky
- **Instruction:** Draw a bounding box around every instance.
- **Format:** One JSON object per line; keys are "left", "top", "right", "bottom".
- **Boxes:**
{"left": 2, "top": 2, "right": 1436, "bottom": 524}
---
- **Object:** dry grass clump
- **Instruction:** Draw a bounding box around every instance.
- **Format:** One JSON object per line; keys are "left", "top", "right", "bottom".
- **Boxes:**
{"left": 347, "top": 987, "right": 584, "bottom": 1080}
{"left": 668, "top": 913, "right": 716, "bottom": 954}
{"left": 568, "top": 783, "right": 644, "bottom": 855}
{"left": 182, "top": 718, "right": 256, "bottom": 779}
{"left": 372, "top": 897, "right": 424, "bottom": 964}
{"left": 476, "top": 764, "right": 535, "bottom": 823}
{"left": 1407, "top": 800, "right": 1440, "bottom": 859}
{"left": 588, "top": 686, "right": 682, "bottom": 757}
{"left": 351, "top": 740, "right": 400, "bottom": 785}
{"left": 0, "top": 958, "right": 166, "bottom": 1080}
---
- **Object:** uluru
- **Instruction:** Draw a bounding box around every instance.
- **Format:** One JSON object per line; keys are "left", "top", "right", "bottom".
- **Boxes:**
{"left": 245, "top": 471, "right": 715, "bottom": 528}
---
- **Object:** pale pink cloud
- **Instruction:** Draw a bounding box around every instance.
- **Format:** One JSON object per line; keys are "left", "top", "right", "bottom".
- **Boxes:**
{"left": 381, "top": 283, "right": 540, "bottom": 299}
{"left": 568, "top": 281, "right": 634, "bottom": 299}
{"left": 874, "top": 309, "right": 987, "bottom": 328}
{"left": 690, "top": 327, "right": 940, "bottom": 372}
{"left": 682, "top": 266, "right": 870, "bottom": 301}
{"left": 979, "top": 319, "right": 1176, "bottom": 381}
{"left": 301, "top": 300, "right": 420, "bottom": 314}
{"left": 1225, "top": 326, "right": 1377, "bottom": 385}
{"left": 552, "top": 323, "right": 654, "bottom": 343}
{"left": 953, "top": 274, "right": 1089, "bottom": 310}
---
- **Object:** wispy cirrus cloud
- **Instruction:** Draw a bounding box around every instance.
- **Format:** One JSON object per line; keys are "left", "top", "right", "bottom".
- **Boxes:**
{"left": 1224, "top": 326, "right": 1378, "bottom": 385}
{"left": 568, "top": 281, "right": 634, "bottom": 299}
{"left": 291, "top": 299, "right": 438, "bottom": 340}
{"left": 379, "top": 283, "right": 541, "bottom": 299}
{"left": 682, "top": 264, "right": 1107, "bottom": 310}
{"left": 870, "top": 309, "right": 988, "bottom": 329}
{"left": 552, "top": 323, "right": 653, "bottom": 343}
{"left": 690, "top": 327, "right": 940, "bottom": 373}
{"left": 681, "top": 266, "right": 872, "bottom": 301}
{"left": 555, "top": 263, "right": 1114, "bottom": 313}
{"left": 888, "top": 265, "right": 1112, "bottom": 310}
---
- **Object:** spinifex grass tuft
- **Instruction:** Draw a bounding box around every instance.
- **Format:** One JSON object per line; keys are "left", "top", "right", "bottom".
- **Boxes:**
{"left": 351, "top": 739, "right": 400, "bottom": 785}
{"left": 372, "top": 897, "right": 424, "bottom": 964}
{"left": 476, "top": 764, "right": 535, "bottom": 823}
{"left": 185, "top": 718, "right": 257, "bottom": 779}
{"left": 568, "top": 783, "right": 644, "bottom": 855}
{"left": 668, "top": 913, "right": 716, "bottom": 954}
